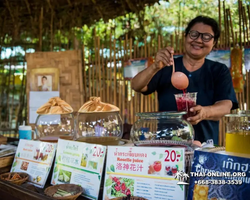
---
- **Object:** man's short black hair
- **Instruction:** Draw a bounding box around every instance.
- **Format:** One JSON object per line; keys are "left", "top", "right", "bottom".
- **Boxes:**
{"left": 42, "top": 76, "right": 47, "bottom": 80}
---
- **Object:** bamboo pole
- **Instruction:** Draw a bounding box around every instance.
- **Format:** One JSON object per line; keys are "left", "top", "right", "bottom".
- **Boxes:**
{"left": 97, "top": 37, "right": 101, "bottom": 99}
{"left": 88, "top": 54, "right": 92, "bottom": 98}
{"left": 242, "top": 6, "right": 249, "bottom": 47}
{"left": 82, "top": 44, "right": 87, "bottom": 102}
{"left": 247, "top": 71, "right": 250, "bottom": 110}
{"left": 93, "top": 30, "right": 98, "bottom": 97}
{"left": 223, "top": 1, "right": 227, "bottom": 48}
{"left": 219, "top": 0, "right": 222, "bottom": 49}
{"left": 39, "top": 7, "right": 43, "bottom": 51}
{"left": 228, "top": 9, "right": 235, "bottom": 47}
{"left": 241, "top": 6, "right": 246, "bottom": 47}
{"left": 129, "top": 38, "right": 133, "bottom": 123}
{"left": 113, "top": 39, "right": 117, "bottom": 106}
{"left": 50, "top": 9, "right": 54, "bottom": 51}
{"left": 101, "top": 44, "right": 105, "bottom": 102}
{"left": 238, "top": 0, "right": 242, "bottom": 48}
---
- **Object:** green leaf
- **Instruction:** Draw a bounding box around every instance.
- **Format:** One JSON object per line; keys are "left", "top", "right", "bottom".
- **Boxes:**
{"left": 105, "top": 178, "right": 112, "bottom": 187}
{"left": 17, "top": 152, "right": 20, "bottom": 157}
{"left": 152, "top": 151, "right": 156, "bottom": 155}
{"left": 179, "top": 184, "right": 183, "bottom": 191}
{"left": 176, "top": 165, "right": 179, "bottom": 171}
{"left": 54, "top": 166, "right": 58, "bottom": 173}
{"left": 12, "top": 161, "right": 17, "bottom": 167}
{"left": 53, "top": 174, "right": 57, "bottom": 179}
{"left": 98, "top": 175, "right": 101, "bottom": 180}
{"left": 107, "top": 187, "right": 111, "bottom": 195}
{"left": 110, "top": 164, "right": 115, "bottom": 172}
{"left": 12, "top": 168, "right": 15, "bottom": 172}
{"left": 159, "top": 153, "right": 163, "bottom": 159}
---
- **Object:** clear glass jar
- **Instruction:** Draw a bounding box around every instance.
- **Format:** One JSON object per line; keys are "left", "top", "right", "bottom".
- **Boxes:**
{"left": 35, "top": 113, "right": 75, "bottom": 142}
{"left": 75, "top": 111, "right": 123, "bottom": 145}
{"left": 225, "top": 110, "right": 250, "bottom": 154}
{"left": 130, "top": 111, "right": 194, "bottom": 147}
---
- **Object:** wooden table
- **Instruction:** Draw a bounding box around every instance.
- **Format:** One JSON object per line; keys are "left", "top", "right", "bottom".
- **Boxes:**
{"left": 0, "top": 179, "right": 98, "bottom": 200}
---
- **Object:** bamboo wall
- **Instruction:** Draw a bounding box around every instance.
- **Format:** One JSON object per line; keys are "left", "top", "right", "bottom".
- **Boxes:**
{"left": 0, "top": 1, "right": 250, "bottom": 146}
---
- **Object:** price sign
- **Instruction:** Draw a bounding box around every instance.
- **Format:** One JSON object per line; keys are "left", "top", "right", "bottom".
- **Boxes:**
{"left": 164, "top": 149, "right": 181, "bottom": 162}
{"left": 93, "top": 146, "right": 104, "bottom": 158}
{"left": 52, "top": 139, "right": 106, "bottom": 200}
{"left": 103, "top": 146, "right": 185, "bottom": 200}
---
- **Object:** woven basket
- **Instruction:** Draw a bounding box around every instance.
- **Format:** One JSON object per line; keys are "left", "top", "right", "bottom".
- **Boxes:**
{"left": 0, "top": 172, "right": 29, "bottom": 185}
{"left": 0, "top": 155, "right": 14, "bottom": 168}
{"left": 110, "top": 197, "right": 148, "bottom": 200}
{"left": 44, "top": 184, "right": 83, "bottom": 200}
{"left": 0, "top": 135, "right": 7, "bottom": 145}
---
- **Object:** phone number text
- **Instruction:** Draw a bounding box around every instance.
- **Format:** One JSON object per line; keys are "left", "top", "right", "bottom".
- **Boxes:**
{"left": 195, "top": 179, "right": 242, "bottom": 185}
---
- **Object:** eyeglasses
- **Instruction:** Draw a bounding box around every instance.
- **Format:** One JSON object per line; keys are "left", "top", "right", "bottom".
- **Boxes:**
{"left": 188, "top": 30, "right": 214, "bottom": 42}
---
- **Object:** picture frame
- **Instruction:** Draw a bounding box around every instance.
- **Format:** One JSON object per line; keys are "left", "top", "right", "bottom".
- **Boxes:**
{"left": 29, "top": 68, "right": 60, "bottom": 91}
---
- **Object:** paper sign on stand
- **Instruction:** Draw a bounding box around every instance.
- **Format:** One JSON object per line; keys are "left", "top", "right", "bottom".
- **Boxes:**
{"left": 10, "top": 139, "right": 57, "bottom": 188}
{"left": 103, "top": 146, "right": 185, "bottom": 200}
{"left": 51, "top": 139, "right": 106, "bottom": 200}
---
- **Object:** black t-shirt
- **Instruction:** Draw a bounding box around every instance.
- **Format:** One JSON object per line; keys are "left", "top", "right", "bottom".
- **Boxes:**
{"left": 142, "top": 56, "right": 238, "bottom": 144}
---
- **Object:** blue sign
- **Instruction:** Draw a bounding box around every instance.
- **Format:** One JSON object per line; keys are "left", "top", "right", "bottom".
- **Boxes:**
{"left": 188, "top": 150, "right": 250, "bottom": 200}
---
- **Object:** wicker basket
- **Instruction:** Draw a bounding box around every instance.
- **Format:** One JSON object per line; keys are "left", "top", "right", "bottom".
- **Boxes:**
{"left": 0, "top": 155, "right": 14, "bottom": 168}
{"left": 0, "top": 172, "right": 29, "bottom": 185}
{"left": 44, "top": 184, "right": 83, "bottom": 200}
{"left": 0, "top": 135, "right": 7, "bottom": 145}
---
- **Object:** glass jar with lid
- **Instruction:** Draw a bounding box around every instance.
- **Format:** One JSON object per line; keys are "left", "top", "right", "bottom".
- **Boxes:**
{"left": 35, "top": 113, "right": 75, "bottom": 142}
{"left": 130, "top": 111, "right": 194, "bottom": 148}
{"left": 225, "top": 110, "right": 250, "bottom": 154}
{"left": 75, "top": 111, "right": 123, "bottom": 145}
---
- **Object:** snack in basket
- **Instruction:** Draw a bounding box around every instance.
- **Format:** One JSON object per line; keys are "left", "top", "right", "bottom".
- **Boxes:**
{"left": 0, "top": 172, "right": 29, "bottom": 185}
{"left": 78, "top": 97, "right": 119, "bottom": 112}
{"left": 192, "top": 184, "right": 209, "bottom": 200}
{"left": 36, "top": 97, "right": 73, "bottom": 114}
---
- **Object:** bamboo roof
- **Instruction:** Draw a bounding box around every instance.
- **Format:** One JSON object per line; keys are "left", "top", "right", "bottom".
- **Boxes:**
{"left": 0, "top": 0, "right": 161, "bottom": 38}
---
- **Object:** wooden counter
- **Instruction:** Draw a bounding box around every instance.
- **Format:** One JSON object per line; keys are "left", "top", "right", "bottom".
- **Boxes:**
{"left": 0, "top": 179, "right": 93, "bottom": 200}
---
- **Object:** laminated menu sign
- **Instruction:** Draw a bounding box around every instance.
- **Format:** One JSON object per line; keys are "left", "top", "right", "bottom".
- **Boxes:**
{"left": 51, "top": 139, "right": 106, "bottom": 200}
{"left": 103, "top": 146, "right": 185, "bottom": 200}
{"left": 187, "top": 150, "right": 250, "bottom": 200}
{"left": 10, "top": 139, "right": 57, "bottom": 188}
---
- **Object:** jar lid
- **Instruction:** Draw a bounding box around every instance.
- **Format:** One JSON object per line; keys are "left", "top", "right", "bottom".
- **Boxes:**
{"left": 136, "top": 111, "right": 187, "bottom": 118}
{"left": 225, "top": 110, "right": 250, "bottom": 117}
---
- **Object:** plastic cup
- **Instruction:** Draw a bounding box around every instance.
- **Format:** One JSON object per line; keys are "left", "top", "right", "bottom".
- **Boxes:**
{"left": 174, "top": 92, "right": 197, "bottom": 118}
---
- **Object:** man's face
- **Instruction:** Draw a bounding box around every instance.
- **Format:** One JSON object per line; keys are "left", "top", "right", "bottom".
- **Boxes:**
{"left": 42, "top": 77, "right": 47, "bottom": 84}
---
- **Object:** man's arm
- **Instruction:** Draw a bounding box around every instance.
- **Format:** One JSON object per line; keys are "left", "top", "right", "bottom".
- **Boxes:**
{"left": 131, "top": 63, "right": 160, "bottom": 92}
{"left": 131, "top": 47, "right": 174, "bottom": 93}
{"left": 187, "top": 100, "right": 232, "bottom": 125}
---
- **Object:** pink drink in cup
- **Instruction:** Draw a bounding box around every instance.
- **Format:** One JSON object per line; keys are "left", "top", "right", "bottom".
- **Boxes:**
{"left": 174, "top": 92, "right": 197, "bottom": 118}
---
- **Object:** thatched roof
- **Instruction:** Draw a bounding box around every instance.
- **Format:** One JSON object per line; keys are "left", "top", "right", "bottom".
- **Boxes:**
{"left": 0, "top": 0, "right": 161, "bottom": 38}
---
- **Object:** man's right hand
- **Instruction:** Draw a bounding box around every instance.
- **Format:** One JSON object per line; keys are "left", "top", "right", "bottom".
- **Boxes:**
{"left": 153, "top": 47, "right": 174, "bottom": 70}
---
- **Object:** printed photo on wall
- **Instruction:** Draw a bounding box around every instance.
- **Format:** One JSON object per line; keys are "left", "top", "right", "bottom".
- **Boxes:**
{"left": 37, "top": 75, "right": 52, "bottom": 91}
{"left": 29, "top": 68, "right": 59, "bottom": 91}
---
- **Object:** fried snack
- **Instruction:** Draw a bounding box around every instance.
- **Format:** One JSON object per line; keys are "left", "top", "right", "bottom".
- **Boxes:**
{"left": 78, "top": 97, "right": 119, "bottom": 113}
{"left": 10, "top": 173, "right": 22, "bottom": 181}
{"left": 36, "top": 97, "right": 73, "bottom": 114}
{"left": 192, "top": 184, "right": 209, "bottom": 200}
